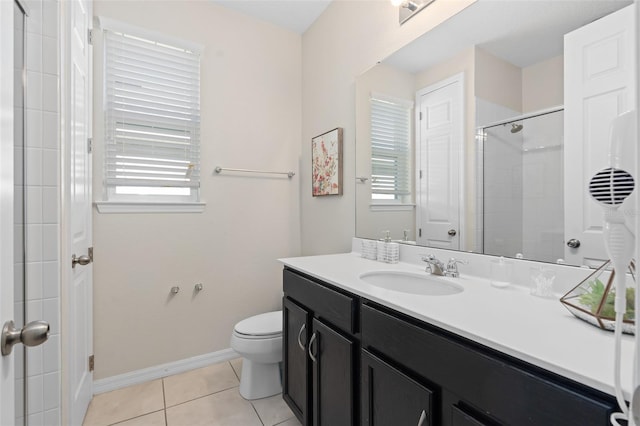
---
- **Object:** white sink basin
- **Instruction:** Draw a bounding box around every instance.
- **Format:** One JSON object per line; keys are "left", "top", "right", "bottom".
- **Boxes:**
{"left": 359, "top": 271, "right": 464, "bottom": 296}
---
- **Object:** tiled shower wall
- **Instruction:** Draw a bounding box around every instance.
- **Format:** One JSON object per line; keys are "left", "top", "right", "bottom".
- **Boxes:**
{"left": 15, "top": 0, "right": 61, "bottom": 424}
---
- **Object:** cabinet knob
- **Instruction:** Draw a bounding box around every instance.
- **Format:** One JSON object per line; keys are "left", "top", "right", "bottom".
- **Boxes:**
{"left": 448, "top": 229, "right": 457, "bottom": 237}
{"left": 297, "top": 323, "right": 306, "bottom": 351}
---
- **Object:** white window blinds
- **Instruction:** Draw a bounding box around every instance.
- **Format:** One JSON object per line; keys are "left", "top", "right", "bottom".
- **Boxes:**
{"left": 370, "top": 96, "right": 412, "bottom": 199}
{"left": 103, "top": 27, "right": 201, "bottom": 193}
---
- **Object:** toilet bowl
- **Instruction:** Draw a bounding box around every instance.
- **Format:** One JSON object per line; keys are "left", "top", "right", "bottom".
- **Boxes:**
{"left": 230, "top": 310, "right": 282, "bottom": 400}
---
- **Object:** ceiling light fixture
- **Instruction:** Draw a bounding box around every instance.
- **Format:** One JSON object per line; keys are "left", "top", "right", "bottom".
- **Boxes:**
{"left": 392, "top": 0, "right": 436, "bottom": 25}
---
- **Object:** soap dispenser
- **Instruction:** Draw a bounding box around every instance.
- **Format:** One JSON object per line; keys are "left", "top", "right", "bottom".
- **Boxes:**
{"left": 377, "top": 231, "right": 399, "bottom": 264}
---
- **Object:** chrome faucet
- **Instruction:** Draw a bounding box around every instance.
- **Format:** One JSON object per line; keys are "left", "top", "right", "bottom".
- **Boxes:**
{"left": 421, "top": 255, "right": 468, "bottom": 277}
{"left": 421, "top": 254, "right": 445, "bottom": 276}
{"left": 445, "top": 258, "right": 468, "bottom": 278}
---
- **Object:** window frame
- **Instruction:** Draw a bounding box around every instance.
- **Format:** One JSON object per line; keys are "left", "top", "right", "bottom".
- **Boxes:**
{"left": 94, "top": 17, "right": 205, "bottom": 214}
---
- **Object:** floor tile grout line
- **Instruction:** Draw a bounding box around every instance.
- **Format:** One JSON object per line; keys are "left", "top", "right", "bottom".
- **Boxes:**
{"left": 164, "top": 384, "right": 240, "bottom": 409}
{"left": 230, "top": 360, "right": 241, "bottom": 381}
{"left": 106, "top": 409, "right": 166, "bottom": 426}
{"left": 272, "top": 417, "right": 297, "bottom": 426}
{"left": 249, "top": 400, "right": 266, "bottom": 426}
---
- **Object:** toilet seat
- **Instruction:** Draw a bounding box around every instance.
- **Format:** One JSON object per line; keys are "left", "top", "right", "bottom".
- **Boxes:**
{"left": 233, "top": 311, "right": 282, "bottom": 338}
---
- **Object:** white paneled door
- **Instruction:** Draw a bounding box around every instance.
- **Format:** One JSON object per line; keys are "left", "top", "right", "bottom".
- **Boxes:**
{"left": 63, "top": 0, "right": 93, "bottom": 423}
{"left": 564, "top": 4, "right": 637, "bottom": 267}
{"left": 416, "top": 74, "right": 464, "bottom": 249}
{"left": 0, "top": 0, "right": 16, "bottom": 423}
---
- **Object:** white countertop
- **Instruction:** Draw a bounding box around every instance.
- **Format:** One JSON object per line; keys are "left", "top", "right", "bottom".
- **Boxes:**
{"left": 280, "top": 252, "right": 635, "bottom": 399}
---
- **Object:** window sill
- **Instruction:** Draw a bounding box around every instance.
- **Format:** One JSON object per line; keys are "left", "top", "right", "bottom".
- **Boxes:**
{"left": 94, "top": 201, "right": 206, "bottom": 214}
{"left": 369, "top": 203, "right": 415, "bottom": 212}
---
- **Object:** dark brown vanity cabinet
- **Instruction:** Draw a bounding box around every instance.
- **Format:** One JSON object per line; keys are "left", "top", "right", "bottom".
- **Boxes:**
{"left": 283, "top": 269, "right": 357, "bottom": 426}
{"left": 283, "top": 267, "right": 619, "bottom": 426}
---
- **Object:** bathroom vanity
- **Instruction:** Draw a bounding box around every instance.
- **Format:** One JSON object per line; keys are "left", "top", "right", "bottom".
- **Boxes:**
{"left": 281, "top": 252, "right": 632, "bottom": 426}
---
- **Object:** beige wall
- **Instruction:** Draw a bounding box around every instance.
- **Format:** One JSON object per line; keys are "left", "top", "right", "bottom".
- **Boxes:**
{"left": 522, "top": 55, "right": 564, "bottom": 113}
{"left": 301, "top": 0, "right": 476, "bottom": 255}
{"left": 92, "top": 1, "right": 301, "bottom": 379}
{"left": 475, "top": 47, "right": 522, "bottom": 113}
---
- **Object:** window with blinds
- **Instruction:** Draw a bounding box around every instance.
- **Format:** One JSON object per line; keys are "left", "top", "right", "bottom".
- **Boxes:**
{"left": 370, "top": 96, "right": 412, "bottom": 202}
{"left": 103, "top": 25, "right": 201, "bottom": 202}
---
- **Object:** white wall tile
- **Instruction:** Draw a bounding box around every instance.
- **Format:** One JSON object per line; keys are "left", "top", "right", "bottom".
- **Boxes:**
{"left": 26, "top": 109, "right": 42, "bottom": 149}
{"left": 25, "top": 0, "right": 43, "bottom": 35}
{"left": 15, "top": 378, "right": 24, "bottom": 416}
{"left": 42, "top": 224, "right": 58, "bottom": 261}
{"left": 43, "top": 372, "right": 59, "bottom": 411}
{"left": 26, "top": 186, "right": 42, "bottom": 225}
{"left": 26, "top": 71, "right": 42, "bottom": 110}
{"left": 26, "top": 148, "right": 42, "bottom": 186}
{"left": 26, "top": 262, "right": 43, "bottom": 301}
{"left": 42, "top": 36, "right": 57, "bottom": 75}
{"left": 42, "top": 74, "right": 57, "bottom": 113}
{"left": 27, "top": 345, "right": 43, "bottom": 377}
{"left": 27, "top": 412, "right": 44, "bottom": 426}
{"left": 41, "top": 112, "right": 58, "bottom": 150}
{"left": 42, "top": 1, "right": 58, "bottom": 39}
{"left": 43, "top": 298, "right": 59, "bottom": 334}
{"left": 42, "top": 262, "right": 59, "bottom": 299}
{"left": 43, "top": 408, "right": 59, "bottom": 426}
{"left": 42, "top": 187, "right": 58, "bottom": 224}
{"left": 27, "top": 375, "right": 43, "bottom": 415}
{"left": 42, "top": 149, "right": 57, "bottom": 186}
{"left": 13, "top": 267, "right": 25, "bottom": 304}
{"left": 26, "top": 299, "right": 43, "bottom": 324}
{"left": 43, "top": 334, "right": 59, "bottom": 374}
{"left": 26, "top": 32, "right": 42, "bottom": 72}
{"left": 25, "top": 224, "right": 43, "bottom": 263}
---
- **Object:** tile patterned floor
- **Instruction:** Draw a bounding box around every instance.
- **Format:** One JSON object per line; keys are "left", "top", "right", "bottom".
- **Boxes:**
{"left": 83, "top": 359, "right": 300, "bottom": 426}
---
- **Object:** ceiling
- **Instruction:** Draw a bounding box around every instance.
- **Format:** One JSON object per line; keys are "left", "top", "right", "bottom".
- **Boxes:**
{"left": 385, "top": 0, "right": 633, "bottom": 72}
{"left": 212, "top": 0, "right": 332, "bottom": 34}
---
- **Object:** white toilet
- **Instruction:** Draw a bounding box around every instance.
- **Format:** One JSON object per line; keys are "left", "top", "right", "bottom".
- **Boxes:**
{"left": 230, "top": 310, "right": 283, "bottom": 400}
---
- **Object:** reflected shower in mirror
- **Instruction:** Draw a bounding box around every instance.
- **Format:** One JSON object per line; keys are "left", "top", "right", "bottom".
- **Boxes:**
{"left": 481, "top": 108, "right": 564, "bottom": 263}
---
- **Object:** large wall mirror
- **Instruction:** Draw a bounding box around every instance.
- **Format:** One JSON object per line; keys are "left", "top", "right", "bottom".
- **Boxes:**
{"left": 355, "top": 0, "right": 636, "bottom": 267}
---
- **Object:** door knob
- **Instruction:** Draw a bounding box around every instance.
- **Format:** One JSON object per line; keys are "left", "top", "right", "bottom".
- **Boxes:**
{"left": 2, "top": 320, "right": 50, "bottom": 356}
{"left": 448, "top": 229, "right": 457, "bottom": 236}
{"left": 566, "top": 239, "right": 581, "bottom": 248}
{"left": 72, "top": 247, "right": 93, "bottom": 268}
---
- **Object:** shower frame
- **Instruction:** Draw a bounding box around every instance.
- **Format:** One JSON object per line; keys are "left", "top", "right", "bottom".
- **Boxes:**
{"left": 475, "top": 105, "right": 565, "bottom": 259}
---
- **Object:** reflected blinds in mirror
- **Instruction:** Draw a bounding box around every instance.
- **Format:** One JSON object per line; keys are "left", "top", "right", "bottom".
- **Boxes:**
{"left": 370, "top": 95, "right": 412, "bottom": 200}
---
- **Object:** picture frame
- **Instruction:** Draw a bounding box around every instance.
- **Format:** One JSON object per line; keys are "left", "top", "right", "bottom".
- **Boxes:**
{"left": 312, "top": 127, "right": 343, "bottom": 196}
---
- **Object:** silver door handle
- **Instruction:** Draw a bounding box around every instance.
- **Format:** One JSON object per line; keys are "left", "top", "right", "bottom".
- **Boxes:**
{"left": 566, "top": 239, "right": 581, "bottom": 248}
{"left": 297, "top": 323, "right": 306, "bottom": 351}
{"left": 2, "top": 320, "right": 50, "bottom": 356}
{"left": 308, "top": 332, "right": 317, "bottom": 363}
{"left": 72, "top": 247, "right": 93, "bottom": 268}
{"left": 418, "top": 409, "right": 427, "bottom": 426}
{"left": 448, "top": 229, "right": 457, "bottom": 236}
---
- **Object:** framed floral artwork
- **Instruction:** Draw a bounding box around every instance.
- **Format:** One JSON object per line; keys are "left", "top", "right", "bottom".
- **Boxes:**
{"left": 312, "top": 128, "right": 343, "bottom": 196}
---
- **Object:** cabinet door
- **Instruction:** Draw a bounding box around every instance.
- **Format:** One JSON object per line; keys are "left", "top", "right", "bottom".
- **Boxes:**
{"left": 310, "top": 318, "right": 354, "bottom": 426}
{"left": 283, "top": 298, "right": 311, "bottom": 425}
{"left": 361, "top": 350, "right": 433, "bottom": 426}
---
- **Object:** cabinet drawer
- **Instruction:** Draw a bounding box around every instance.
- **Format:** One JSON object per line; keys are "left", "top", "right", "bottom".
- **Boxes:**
{"left": 284, "top": 269, "right": 356, "bottom": 334}
{"left": 361, "top": 304, "right": 615, "bottom": 426}
{"left": 451, "top": 406, "right": 492, "bottom": 426}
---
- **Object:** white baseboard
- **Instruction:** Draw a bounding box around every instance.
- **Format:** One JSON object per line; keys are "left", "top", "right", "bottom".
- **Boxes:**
{"left": 93, "top": 348, "right": 239, "bottom": 395}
